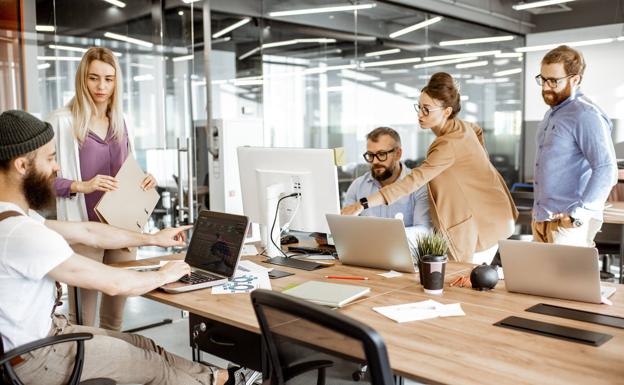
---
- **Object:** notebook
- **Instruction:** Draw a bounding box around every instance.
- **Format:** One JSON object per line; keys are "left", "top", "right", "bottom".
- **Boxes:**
{"left": 282, "top": 280, "right": 370, "bottom": 308}
{"left": 160, "top": 210, "right": 249, "bottom": 293}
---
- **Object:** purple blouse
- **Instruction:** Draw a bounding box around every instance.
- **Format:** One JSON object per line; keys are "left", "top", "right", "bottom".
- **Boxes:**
{"left": 54, "top": 124, "right": 129, "bottom": 222}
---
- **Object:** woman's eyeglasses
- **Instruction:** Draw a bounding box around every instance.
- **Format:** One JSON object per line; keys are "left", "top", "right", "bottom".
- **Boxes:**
{"left": 413, "top": 103, "right": 444, "bottom": 116}
{"left": 363, "top": 148, "right": 397, "bottom": 163}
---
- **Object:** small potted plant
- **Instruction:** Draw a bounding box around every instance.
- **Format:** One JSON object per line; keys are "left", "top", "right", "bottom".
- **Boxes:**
{"left": 415, "top": 232, "right": 448, "bottom": 286}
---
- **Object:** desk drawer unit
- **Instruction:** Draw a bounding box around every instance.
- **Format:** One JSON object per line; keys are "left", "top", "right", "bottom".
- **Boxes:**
{"left": 189, "top": 313, "right": 262, "bottom": 371}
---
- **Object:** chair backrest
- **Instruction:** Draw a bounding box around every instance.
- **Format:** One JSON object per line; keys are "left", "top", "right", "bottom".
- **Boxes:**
{"left": 251, "top": 289, "right": 394, "bottom": 385}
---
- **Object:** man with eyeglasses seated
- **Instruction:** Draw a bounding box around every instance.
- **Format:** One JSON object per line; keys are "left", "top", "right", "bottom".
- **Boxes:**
{"left": 344, "top": 126, "right": 432, "bottom": 239}
{"left": 532, "top": 45, "right": 617, "bottom": 246}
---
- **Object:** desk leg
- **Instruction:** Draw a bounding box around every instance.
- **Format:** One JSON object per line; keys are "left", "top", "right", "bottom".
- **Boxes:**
{"left": 393, "top": 375, "right": 404, "bottom": 385}
{"left": 618, "top": 224, "right": 624, "bottom": 283}
{"left": 74, "top": 286, "right": 82, "bottom": 325}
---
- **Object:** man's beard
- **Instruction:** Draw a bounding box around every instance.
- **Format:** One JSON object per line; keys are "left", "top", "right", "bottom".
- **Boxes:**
{"left": 371, "top": 164, "right": 395, "bottom": 182}
{"left": 22, "top": 166, "right": 56, "bottom": 210}
{"left": 542, "top": 81, "right": 572, "bottom": 107}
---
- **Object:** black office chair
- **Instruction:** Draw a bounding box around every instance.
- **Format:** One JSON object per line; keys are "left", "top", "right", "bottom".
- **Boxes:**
{"left": 0, "top": 332, "right": 115, "bottom": 385}
{"left": 251, "top": 289, "right": 394, "bottom": 385}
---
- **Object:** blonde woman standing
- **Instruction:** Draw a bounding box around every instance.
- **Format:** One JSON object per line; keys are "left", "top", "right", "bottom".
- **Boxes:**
{"left": 47, "top": 47, "right": 156, "bottom": 330}
{"left": 342, "top": 72, "right": 517, "bottom": 264}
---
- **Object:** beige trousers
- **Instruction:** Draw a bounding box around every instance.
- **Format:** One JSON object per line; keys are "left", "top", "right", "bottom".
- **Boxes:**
{"left": 68, "top": 244, "right": 136, "bottom": 331}
{"left": 14, "top": 315, "right": 219, "bottom": 385}
{"left": 532, "top": 217, "right": 603, "bottom": 247}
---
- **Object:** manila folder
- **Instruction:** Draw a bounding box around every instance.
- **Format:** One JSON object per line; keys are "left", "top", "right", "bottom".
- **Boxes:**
{"left": 95, "top": 156, "right": 160, "bottom": 232}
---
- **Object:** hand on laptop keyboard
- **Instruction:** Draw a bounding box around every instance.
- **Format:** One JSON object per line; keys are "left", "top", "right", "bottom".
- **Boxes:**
{"left": 159, "top": 261, "right": 191, "bottom": 284}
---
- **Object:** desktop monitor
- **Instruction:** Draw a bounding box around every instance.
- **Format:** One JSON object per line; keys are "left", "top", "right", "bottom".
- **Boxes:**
{"left": 237, "top": 147, "right": 341, "bottom": 255}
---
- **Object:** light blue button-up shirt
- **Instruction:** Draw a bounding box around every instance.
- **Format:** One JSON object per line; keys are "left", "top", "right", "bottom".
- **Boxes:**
{"left": 344, "top": 163, "right": 432, "bottom": 237}
{"left": 533, "top": 91, "right": 617, "bottom": 222}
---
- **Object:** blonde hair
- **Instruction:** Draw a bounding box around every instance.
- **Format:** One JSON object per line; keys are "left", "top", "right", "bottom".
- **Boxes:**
{"left": 68, "top": 47, "right": 125, "bottom": 143}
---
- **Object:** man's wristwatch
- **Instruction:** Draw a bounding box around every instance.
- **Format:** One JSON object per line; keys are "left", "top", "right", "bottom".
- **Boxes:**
{"left": 359, "top": 197, "right": 369, "bottom": 210}
{"left": 569, "top": 215, "right": 583, "bottom": 227}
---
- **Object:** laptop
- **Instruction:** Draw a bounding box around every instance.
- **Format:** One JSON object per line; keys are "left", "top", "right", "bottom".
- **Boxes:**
{"left": 498, "top": 239, "right": 616, "bottom": 304}
{"left": 161, "top": 210, "right": 249, "bottom": 293}
{"left": 325, "top": 214, "right": 417, "bottom": 273}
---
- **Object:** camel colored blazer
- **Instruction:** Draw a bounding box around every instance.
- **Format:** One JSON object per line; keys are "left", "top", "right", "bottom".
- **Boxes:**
{"left": 379, "top": 119, "right": 518, "bottom": 262}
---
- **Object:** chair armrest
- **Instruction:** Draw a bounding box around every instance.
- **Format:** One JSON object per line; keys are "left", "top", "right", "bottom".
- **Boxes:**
{"left": 0, "top": 333, "right": 93, "bottom": 365}
{"left": 283, "top": 360, "right": 333, "bottom": 382}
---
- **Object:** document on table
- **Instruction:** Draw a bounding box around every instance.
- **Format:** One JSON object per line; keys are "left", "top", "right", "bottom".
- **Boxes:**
{"left": 378, "top": 270, "right": 403, "bottom": 278}
{"left": 241, "top": 244, "right": 259, "bottom": 256}
{"left": 212, "top": 260, "right": 272, "bottom": 294}
{"left": 373, "top": 299, "right": 465, "bottom": 323}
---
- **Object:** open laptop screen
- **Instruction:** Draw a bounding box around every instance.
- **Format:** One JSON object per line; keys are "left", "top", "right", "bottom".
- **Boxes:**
{"left": 185, "top": 211, "right": 248, "bottom": 278}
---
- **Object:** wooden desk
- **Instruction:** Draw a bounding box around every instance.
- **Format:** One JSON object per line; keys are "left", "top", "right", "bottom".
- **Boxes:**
{"left": 123, "top": 256, "right": 624, "bottom": 385}
{"left": 603, "top": 201, "right": 624, "bottom": 282}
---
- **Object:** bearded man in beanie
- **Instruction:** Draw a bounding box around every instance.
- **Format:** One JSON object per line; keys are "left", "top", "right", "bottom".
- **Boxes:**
{"left": 0, "top": 110, "right": 227, "bottom": 385}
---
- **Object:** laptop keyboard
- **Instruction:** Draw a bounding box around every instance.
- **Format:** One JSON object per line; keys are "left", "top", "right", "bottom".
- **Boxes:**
{"left": 179, "top": 271, "right": 222, "bottom": 285}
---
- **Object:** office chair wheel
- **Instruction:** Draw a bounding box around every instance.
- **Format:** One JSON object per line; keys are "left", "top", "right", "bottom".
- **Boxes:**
{"left": 352, "top": 364, "right": 367, "bottom": 381}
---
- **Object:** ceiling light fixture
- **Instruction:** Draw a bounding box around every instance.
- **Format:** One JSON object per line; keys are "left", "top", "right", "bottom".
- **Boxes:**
{"left": 173, "top": 54, "right": 194, "bottom": 62}
{"left": 361, "top": 56, "right": 422, "bottom": 68}
{"left": 365, "top": 48, "right": 401, "bottom": 57}
{"left": 37, "top": 63, "right": 51, "bottom": 70}
{"left": 456, "top": 60, "right": 489, "bottom": 69}
{"left": 440, "top": 35, "right": 514, "bottom": 46}
{"left": 212, "top": 18, "right": 251, "bottom": 38}
{"left": 466, "top": 77, "right": 509, "bottom": 84}
{"left": 36, "top": 25, "right": 55, "bottom": 32}
{"left": 413, "top": 57, "right": 476, "bottom": 69}
{"left": 133, "top": 74, "right": 154, "bottom": 82}
{"left": 512, "top": 0, "right": 575, "bottom": 11}
{"left": 103, "top": 0, "right": 126, "bottom": 8}
{"left": 493, "top": 68, "right": 522, "bottom": 77}
{"left": 617, "top": 36, "right": 624, "bottom": 41}
{"left": 37, "top": 56, "right": 82, "bottom": 61}
{"left": 269, "top": 3, "right": 376, "bottom": 17}
{"left": 389, "top": 16, "right": 443, "bottom": 39}
{"left": 49, "top": 44, "right": 122, "bottom": 57}
{"left": 104, "top": 32, "right": 153, "bottom": 48}
{"left": 496, "top": 52, "right": 523, "bottom": 58}
{"left": 424, "top": 50, "right": 500, "bottom": 61}
{"left": 515, "top": 38, "right": 614, "bottom": 52}
{"left": 238, "top": 38, "right": 336, "bottom": 60}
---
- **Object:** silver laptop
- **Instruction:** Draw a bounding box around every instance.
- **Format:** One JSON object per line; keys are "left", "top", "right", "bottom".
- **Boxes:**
{"left": 161, "top": 211, "right": 249, "bottom": 293}
{"left": 498, "top": 239, "right": 616, "bottom": 304}
{"left": 325, "top": 214, "right": 416, "bottom": 273}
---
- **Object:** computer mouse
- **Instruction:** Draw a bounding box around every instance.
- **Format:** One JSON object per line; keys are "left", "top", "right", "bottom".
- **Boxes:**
{"left": 280, "top": 234, "right": 299, "bottom": 244}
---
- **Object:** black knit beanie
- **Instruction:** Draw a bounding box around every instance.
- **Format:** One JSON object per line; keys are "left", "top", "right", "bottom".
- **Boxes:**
{"left": 0, "top": 110, "right": 54, "bottom": 160}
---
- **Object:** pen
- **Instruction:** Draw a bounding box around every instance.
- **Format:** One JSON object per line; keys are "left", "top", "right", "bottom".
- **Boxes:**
{"left": 325, "top": 275, "right": 369, "bottom": 280}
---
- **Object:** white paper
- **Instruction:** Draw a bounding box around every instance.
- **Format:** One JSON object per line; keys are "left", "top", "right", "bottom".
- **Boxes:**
{"left": 373, "top": 300, "right": 464, "bottom": 323}
{"left": 237, "top": 260, "right": 273, "bottom": 273}
{"left": 304, "top": 254, "right": 336, "bottom": 260}
{"left": 124, "top": 261, "right": 167, "bottom": 271}
{"left": 241, "top": 244, "right": 259, "bottom": 256}
{"left": 211, "top": 271, "right": 271, "bottom": 294}
{"left": 378, "top": 270, "right": 403, "bottom": 278}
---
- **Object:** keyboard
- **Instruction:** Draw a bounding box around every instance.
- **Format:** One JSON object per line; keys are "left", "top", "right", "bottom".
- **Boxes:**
{"left": 287, "top": 245, "right": 336, "bottom": 255}
{"left": 265, "top": 256, "right": 324, "bottom": 271}
{"left": 179, "top": 271, "right": 222, "bottom": 285}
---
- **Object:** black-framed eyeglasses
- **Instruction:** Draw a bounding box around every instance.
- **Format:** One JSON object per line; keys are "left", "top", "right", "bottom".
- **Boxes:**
{"left": 363, "top": 148, "right": 397, "bottom": 163}
{"left": 534, "top": 74, "right": 576, "bottom": 88}
{"left": 413, "top": 103, "right": 444, "bottom": 116}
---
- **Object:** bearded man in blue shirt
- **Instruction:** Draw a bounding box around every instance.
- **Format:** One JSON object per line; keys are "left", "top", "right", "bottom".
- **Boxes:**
{"left": 344, "top": 127, "right": 432, "bottom": 239}
{"left": 532, "top": 45, "right": 617, "bottom": 246}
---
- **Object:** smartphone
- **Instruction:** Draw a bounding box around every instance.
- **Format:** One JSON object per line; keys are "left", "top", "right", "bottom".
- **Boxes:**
{"left": 268, "top": 269, "right": 294, "bottom": 279}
